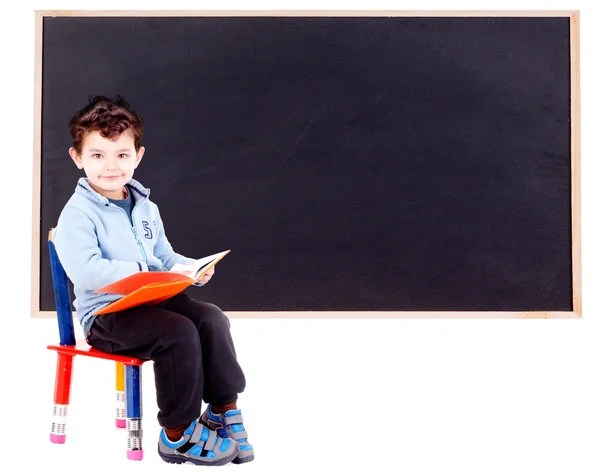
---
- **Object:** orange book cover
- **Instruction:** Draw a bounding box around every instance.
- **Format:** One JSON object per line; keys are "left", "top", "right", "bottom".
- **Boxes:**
{"left": 95, "top": 271, "right": 191, "bottom": 295}
{"left": 92, "top": 250, "right": 230, "bottom": 315}
{"left": 94, "top": 279, "right": 193, "bottom": 315}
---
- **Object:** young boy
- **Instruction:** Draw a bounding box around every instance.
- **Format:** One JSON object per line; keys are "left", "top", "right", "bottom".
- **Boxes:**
{"left": 53, "top": 95, "right": 254, "bottom": 466}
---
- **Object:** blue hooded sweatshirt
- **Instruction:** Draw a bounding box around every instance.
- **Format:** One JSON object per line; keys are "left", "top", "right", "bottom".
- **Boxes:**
{"left": 53, "top": 177, "right": 197, "bottom": 334}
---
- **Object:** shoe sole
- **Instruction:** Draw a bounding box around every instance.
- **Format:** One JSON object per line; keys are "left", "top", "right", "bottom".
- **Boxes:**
{"left": 232, "top": 454, "right": 255, "bottom": 464}
{"left": 158, "top": 445, "right": 238, "bottom": 466}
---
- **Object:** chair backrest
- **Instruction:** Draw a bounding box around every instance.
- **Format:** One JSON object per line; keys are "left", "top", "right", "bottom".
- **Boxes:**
{"left": 48, "top": 228, "right": 76, "bottom": 346}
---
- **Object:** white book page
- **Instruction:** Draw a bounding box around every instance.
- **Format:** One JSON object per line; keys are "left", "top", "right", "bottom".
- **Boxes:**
{"left": 169, "top": 250, "right": 230, "bottom": 278}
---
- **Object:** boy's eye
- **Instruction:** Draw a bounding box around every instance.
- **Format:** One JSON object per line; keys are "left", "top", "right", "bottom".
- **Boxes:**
{"left": 92, "top": 153, "right": 102, "bottom": 159}
{"left": 118, "top": 154, "right": 128, "bottom": 158}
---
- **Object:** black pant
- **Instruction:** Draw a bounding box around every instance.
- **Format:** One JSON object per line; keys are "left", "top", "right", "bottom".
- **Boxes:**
{"left": 87, "top": 292, "right": 246, "bottom": 427}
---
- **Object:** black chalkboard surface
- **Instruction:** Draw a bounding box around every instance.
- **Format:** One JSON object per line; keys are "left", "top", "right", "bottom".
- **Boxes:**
{"left": 33, "top": 12, "right": 580, "bottom": 317}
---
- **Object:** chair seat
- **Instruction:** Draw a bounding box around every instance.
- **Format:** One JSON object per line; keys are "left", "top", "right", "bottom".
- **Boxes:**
{"left": 47, "top": 339, "right": 146, "bottom": 366}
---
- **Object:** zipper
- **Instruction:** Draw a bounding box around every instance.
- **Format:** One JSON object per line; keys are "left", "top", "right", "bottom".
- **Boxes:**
{"left": 131, "top": 192, "right": 149, "bottom": 262}
{"left": 111, "top": 204, "right": 148, "bottom": 263}
{"left": 131, "top": 225, "right": 148, "bottom": 262}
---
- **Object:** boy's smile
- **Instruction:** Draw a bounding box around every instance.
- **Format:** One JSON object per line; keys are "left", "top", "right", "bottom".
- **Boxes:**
{"left": 69, "top": 129, "right": 145, "bottom": 200}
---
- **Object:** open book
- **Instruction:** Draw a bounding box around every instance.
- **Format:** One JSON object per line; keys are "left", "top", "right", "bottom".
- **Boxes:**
{"left": 170, "top": 250, "right": 230, "bottom": 280}
{"left": 92, "top": 250, "right": 230, "bottom": 315}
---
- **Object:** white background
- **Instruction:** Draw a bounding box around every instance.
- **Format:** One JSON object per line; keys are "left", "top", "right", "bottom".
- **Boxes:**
{"left": 1, "top": 1, "right": 598, "bottom": 474}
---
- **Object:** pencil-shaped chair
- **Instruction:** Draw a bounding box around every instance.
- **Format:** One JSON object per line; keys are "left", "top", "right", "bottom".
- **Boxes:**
{"left": 47, "top": 229, "right": 147, "bottom": 460}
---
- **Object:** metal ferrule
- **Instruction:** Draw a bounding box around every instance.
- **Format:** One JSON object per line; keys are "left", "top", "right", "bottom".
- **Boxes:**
{"left": 115, "top": 390, "right": 126, "bottom": 419}
{"left": 127, "top": 418, "right": 143, "bottom": 450}
{"left": 51, "top": 404, "right": 68, "bottom": 435}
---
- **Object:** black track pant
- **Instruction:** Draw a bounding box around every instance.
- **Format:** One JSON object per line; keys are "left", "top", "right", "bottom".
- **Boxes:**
{"left": 87, "top": 292, "right": 246, "bottom": 427}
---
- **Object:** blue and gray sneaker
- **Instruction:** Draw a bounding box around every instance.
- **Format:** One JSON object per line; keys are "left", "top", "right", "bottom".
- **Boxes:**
{"left": 158, "top": 418, "right": 238, "bottom": 465}
{"left": 200, "top": 405, "right": 254, "bottom": 464}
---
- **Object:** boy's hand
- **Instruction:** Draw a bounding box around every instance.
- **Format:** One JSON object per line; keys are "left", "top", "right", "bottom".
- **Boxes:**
{"left": 195, "top": 266, "right": 215, "bottom": 285}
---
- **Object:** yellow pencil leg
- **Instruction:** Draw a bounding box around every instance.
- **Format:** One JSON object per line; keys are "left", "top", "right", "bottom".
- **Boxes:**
{"left": 115, "top": 362, "right": 126, "bottom": 428}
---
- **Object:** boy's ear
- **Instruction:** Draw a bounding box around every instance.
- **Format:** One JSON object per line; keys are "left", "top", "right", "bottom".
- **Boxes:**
{"left": 69, "top": 147, "right": 83, "bottom": 169}
{"left": 134, "top": 146, "right": 145, "bottom": 168}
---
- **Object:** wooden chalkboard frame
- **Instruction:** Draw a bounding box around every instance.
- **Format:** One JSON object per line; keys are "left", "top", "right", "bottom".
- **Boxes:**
{"left": 30, "top": 10, "right": 581, "bottom": 319}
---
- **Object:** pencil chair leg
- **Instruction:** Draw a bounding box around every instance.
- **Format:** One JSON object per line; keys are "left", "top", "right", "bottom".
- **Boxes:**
{"left": 125, "top": 364, "right": 143, "bottom": 460}
{"left": 50, "top": 352, "right": 74, "bottom": 444}
{"left": 115, "top": 362, "right": 126, "bottom": 428}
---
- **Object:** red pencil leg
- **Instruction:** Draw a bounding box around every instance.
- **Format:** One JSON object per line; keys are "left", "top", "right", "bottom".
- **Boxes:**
{"left": 50, "top": 352, "right": 74, "bottom": 444}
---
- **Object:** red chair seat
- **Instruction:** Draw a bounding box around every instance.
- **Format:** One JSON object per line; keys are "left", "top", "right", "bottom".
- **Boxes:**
{"left": 47, "top": 339, "right": 146, "bottom": 366}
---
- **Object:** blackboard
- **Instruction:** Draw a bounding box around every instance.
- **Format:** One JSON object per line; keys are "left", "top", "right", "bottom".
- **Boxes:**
{"left": 31, "top": 11, "right": 581, "bottom": 318}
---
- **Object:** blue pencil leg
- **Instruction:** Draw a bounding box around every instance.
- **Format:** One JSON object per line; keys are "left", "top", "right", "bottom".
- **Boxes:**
{"left": 125, "top": 364, "right": 143, "bottom": 460}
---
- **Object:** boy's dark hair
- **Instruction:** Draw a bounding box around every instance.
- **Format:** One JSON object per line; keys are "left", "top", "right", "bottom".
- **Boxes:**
{"left": 68, "top": 95, "right": 144, "bottom": 154}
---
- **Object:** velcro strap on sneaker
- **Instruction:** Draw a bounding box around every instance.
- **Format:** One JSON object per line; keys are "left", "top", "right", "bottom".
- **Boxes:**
{"left": 231, "top": 430, "right": 248, "bottom": 440}
{"left": 189, "top": 421, "right": 205, "bottom": 445}
{"left": 203, "top": 429, "right": 218, "bottom": 451}
{"left": 224, "top": 414, "right": 244, "bottom": 426}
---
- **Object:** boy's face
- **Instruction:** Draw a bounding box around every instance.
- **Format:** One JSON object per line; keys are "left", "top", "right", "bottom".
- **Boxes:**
{"left": 69, "top": 129, "right": 145, "bottom": 200}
